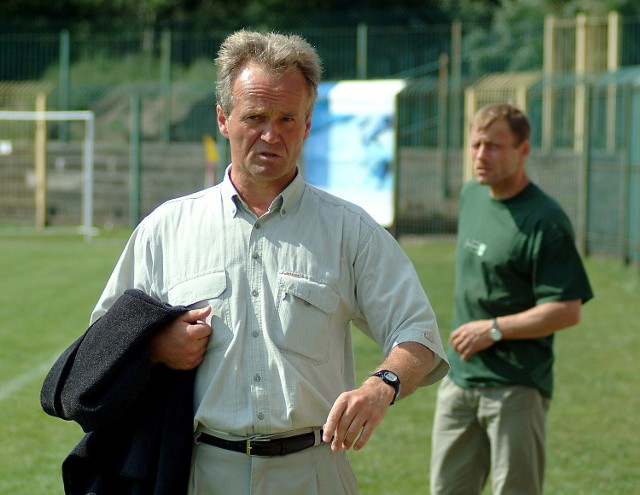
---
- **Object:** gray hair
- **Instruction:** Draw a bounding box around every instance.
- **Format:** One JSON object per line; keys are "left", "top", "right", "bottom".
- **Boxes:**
{"left": 215, "top": 30, "right": 323, "bottom": 117}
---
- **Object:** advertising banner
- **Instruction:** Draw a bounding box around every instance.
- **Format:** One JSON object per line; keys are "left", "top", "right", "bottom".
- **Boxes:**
{"left": 303, "top": 80, "right": 406, "bottom": 227}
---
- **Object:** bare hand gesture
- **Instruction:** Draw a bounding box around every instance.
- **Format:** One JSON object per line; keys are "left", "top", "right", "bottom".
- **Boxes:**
{"left": 150, "top": 306, "right": 213, "bottom": 370}
{"left": 322, "top": 377, "right": 393, "bottom": 452}
{"left": 449, "top": 319, "right": 493, "bottom": 361}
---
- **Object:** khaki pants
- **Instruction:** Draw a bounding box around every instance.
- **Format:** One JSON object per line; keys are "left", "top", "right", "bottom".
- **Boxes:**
{"left": 189, "top": 438, "right": 359, "bottom": 495}
{"left": 430, "top": 375, "right": 549, "bottom": 495}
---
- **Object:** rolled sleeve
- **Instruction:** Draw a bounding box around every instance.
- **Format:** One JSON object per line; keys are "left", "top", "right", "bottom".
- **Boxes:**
{"left": 354, "top": 226, "right": 449, "bottom": 386}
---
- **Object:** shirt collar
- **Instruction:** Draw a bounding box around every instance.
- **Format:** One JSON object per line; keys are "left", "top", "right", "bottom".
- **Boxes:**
{"left": 220, "top": 165, "right": 305, "bottom": 218}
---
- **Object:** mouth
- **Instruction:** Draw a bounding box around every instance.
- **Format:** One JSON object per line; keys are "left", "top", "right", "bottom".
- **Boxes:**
{"left": 255, "top": 150, "right": 281, "bottom": 160}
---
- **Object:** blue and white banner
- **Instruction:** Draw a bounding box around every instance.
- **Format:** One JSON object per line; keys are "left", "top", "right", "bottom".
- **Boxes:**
{"left": 303, "top": 80, "right": 406, "bottom": 227}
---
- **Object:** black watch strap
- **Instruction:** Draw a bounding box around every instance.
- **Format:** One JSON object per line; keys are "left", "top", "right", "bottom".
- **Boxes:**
{"left": 371, "top": 370, "right": 401, "bottom": 405}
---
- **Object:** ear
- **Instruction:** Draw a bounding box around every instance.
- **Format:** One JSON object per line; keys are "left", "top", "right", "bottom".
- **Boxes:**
{"left": 303, "top": 117, "right": 312, "bottom": 140}
{"left": 217, "top": 105, "right": 230, "bottom": 138}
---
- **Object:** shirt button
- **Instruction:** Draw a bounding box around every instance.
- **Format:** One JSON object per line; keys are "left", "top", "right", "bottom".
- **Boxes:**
{"left": 252, "top": 331, "right": 259, "bottom": 338}
{"left": 251, "top": 289, "right": 259, "bottom": 297}
{"left": 254, "top": 223, "right": 261, "bottom": 229}
{"left": 252, "top": 251, "right": 260, "bottom": 259}
{"left": 258, "top": 412, "right": 265, "bottom": 420}
{"left": 254, "top": 374, "right": 261, "bottom": 382}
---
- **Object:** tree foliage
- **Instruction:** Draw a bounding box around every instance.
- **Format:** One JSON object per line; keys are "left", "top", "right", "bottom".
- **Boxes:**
{"left": 1, "top": 0, "right": 638, "bottom": 28}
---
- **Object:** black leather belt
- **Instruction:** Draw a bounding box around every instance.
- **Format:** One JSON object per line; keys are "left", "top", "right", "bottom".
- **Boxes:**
{"left": 197, "top": 430, "right": 321, "bottom": 457}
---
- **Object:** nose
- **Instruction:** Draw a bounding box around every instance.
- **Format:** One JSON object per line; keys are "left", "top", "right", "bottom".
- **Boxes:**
{"left": 474, "top": 144, "right": 489, "bottom": 160}
{"left": 261, "top": 122, "right": 281, "bottom": 144}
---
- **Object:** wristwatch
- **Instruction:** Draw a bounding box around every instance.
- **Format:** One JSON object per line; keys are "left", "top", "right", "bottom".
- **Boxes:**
{"left": 371, "top": 370, "right": 401, "bottom": 405}
{"left": 489, "top": 318, "right": 503, "bottom": 342}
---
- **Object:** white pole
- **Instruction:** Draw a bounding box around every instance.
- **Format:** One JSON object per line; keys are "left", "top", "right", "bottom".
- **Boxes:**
{"left": 0, "top": 110, "right": 95, "bottom": 240}
{"left": 83, "top": 115, "right": 95, "bottom": 242}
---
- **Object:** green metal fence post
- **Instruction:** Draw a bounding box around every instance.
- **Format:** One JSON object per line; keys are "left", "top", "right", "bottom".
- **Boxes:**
{"left": 621, "top": 83, "right": 632, "bottom": 264}
{"left": 450, "top": 20, "right": 462, "bottom": 149}
{"left": 438, "top": 53, "right": 450, "bottom": 198}
{"left": 357, "top": 23, "right": 368, "bottom": 80}
{"left": 161, "top": 28, "right": 172, "bottom": 144}
{"left": 59, "top": 29, "right": 70, "bottom": 141}
{"left": 130, "top": 94, "right": 142, "bottom": 229}
{"left": 579, "top": 83, "right": 592, "bottom": 256}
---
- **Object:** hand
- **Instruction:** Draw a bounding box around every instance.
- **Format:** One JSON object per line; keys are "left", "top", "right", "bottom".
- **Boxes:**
{"left": 322, "top": 377, "right": 393, "bottom": 452}
{"left": 449, "top": 319, "right": 494, "bottom": 360}
{"left": 150, "top": 306, "right": 213, "bottom": 370}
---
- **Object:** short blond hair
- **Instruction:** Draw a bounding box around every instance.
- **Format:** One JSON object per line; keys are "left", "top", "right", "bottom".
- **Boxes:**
{"left": 472, "top": 104, "right": 531, "bottom": 146}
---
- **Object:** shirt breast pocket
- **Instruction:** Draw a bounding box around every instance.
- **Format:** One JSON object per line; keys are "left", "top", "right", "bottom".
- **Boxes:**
{"left": 167, "top": 270, "right": 232, "bottom": 351}
{"left": 275, "top": 273, "right": 340, "bottom": 364}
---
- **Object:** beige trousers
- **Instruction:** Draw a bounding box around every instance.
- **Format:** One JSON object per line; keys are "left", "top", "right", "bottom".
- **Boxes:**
{"left": 188, "top": 438, "right": 359, "bottom": 495}
{"left": 430, "top": 375, "right": 549, "bottom": 495}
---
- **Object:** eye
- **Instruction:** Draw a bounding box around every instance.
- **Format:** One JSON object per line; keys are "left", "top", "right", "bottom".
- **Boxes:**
{"left": 472, "top": 142, "right": 500, "bottom": 151}
{"left": 243, "top": 114, "right": 266, "bottom": 126}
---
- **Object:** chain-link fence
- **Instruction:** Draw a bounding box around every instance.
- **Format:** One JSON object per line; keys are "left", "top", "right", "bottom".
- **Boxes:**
{"left": 0, "top": 16, "right": 639, "bottom": 265}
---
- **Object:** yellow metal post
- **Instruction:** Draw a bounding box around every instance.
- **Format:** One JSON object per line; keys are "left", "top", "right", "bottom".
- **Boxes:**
{"left": 607, "top": 11, "right": 620, "bottom": 153}
{"left": 463, "top": 88, "right": 476, "bottom": 182}
{"left": 542, "top": 15, "right": 556, "bottom": 152}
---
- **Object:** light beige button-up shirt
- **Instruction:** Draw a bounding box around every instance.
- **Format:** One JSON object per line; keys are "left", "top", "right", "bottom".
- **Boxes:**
{"left": 91, "top": 167, "right": 448, "bottom": 436}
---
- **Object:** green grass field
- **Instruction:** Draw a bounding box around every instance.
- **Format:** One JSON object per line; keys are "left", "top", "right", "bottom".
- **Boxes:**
{"left": 0, "top": 232, "right": 638, "bottom": 494}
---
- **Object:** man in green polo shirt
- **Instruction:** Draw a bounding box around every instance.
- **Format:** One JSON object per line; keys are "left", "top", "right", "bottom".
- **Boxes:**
{"left": 430, "top": 103, "right": 593, "bottom": 495}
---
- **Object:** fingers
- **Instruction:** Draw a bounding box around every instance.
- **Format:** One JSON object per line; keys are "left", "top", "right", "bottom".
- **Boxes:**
{"left": 451, "top": 333, "right": 473, "bottom": 361}
{"left": 151, "top": 306, "right": 213, "bottom": 369}
{"left": 337, "top": 412, "right": 369, "bottom": 451}
{"left": 184, "top": 306, "right": 213, "bottom": 326}
{"left": 182, "top": 307, "right": 213, "bottom": 339}
{"left": 323, "top": 389, "right": 386, "bottom": 452}
{"left": 352, "top": 421, "right": 375, "bottom": 451}
{"left": 450, "top": 323, "right": 492, "bottom": 360}
{"left": 322, "top": 399, "right": 345, "bottom": 447}
{"left": 327, "top": 402, "right": 357, "bottom": 452}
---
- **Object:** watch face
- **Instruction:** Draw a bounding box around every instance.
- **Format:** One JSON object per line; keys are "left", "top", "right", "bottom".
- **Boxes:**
{"left": 383, "top": 371, "right": 398, "bottom": 383}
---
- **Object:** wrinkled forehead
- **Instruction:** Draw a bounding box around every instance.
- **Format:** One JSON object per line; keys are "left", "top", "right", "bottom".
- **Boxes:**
{"left": 232, "top": 62, "right": 312, "bottom": 111}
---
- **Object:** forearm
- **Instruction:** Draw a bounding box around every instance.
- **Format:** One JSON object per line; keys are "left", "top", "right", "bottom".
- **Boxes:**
{"left": 451, "top": 300, "right": 583, "bottom": 361}
{"left": 371, "top": 341, "right": 435, "bottom": 401}
{"left": 496, "top": 300, "right": 582, "bottom": 340}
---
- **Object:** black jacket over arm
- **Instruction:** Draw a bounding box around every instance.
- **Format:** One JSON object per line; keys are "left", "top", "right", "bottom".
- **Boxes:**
{"left": 40, "top": 289, "right": 195, "bottom": 495}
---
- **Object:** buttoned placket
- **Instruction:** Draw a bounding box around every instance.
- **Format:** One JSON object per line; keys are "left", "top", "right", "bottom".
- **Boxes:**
{"left": 247, "top": 215, "right": 270, "bottom": 429}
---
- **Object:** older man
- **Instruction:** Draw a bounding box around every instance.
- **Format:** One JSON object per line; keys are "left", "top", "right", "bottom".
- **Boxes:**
{"left": 92, "top": 30, "right": 448, "bottom": 494}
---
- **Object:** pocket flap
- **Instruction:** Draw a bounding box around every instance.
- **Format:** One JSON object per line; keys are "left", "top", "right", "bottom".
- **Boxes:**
{"left": 278, "top": 273, "right": 339, "bottom": 314}
{"left": 168, "top": 270, "right": 227, "bottom": 306}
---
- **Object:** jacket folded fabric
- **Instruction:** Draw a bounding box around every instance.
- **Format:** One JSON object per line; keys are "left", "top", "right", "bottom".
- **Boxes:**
{"left": 41, "top": 289, "right": 194, "bottom": 495}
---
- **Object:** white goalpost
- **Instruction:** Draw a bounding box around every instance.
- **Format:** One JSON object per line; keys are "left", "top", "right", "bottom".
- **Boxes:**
{"left": 0, "top": 110, "right": 95, "bottom": 242}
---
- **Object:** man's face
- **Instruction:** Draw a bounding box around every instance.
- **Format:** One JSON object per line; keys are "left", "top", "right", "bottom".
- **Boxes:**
{"left": 217, "top": 63, "right": 312, "bottom": 191}
{"left": 470, "top": 119, "right": 529, "bottom": 190}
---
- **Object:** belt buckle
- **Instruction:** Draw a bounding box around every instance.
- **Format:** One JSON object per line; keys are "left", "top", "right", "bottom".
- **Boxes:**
{"left": 246, "top": 437, "right": 269, "bottom": 456}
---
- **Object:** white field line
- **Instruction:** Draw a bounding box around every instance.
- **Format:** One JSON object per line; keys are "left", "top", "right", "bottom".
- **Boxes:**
{"left": 0, "top": 355, "right": 58, "bottom": 402}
